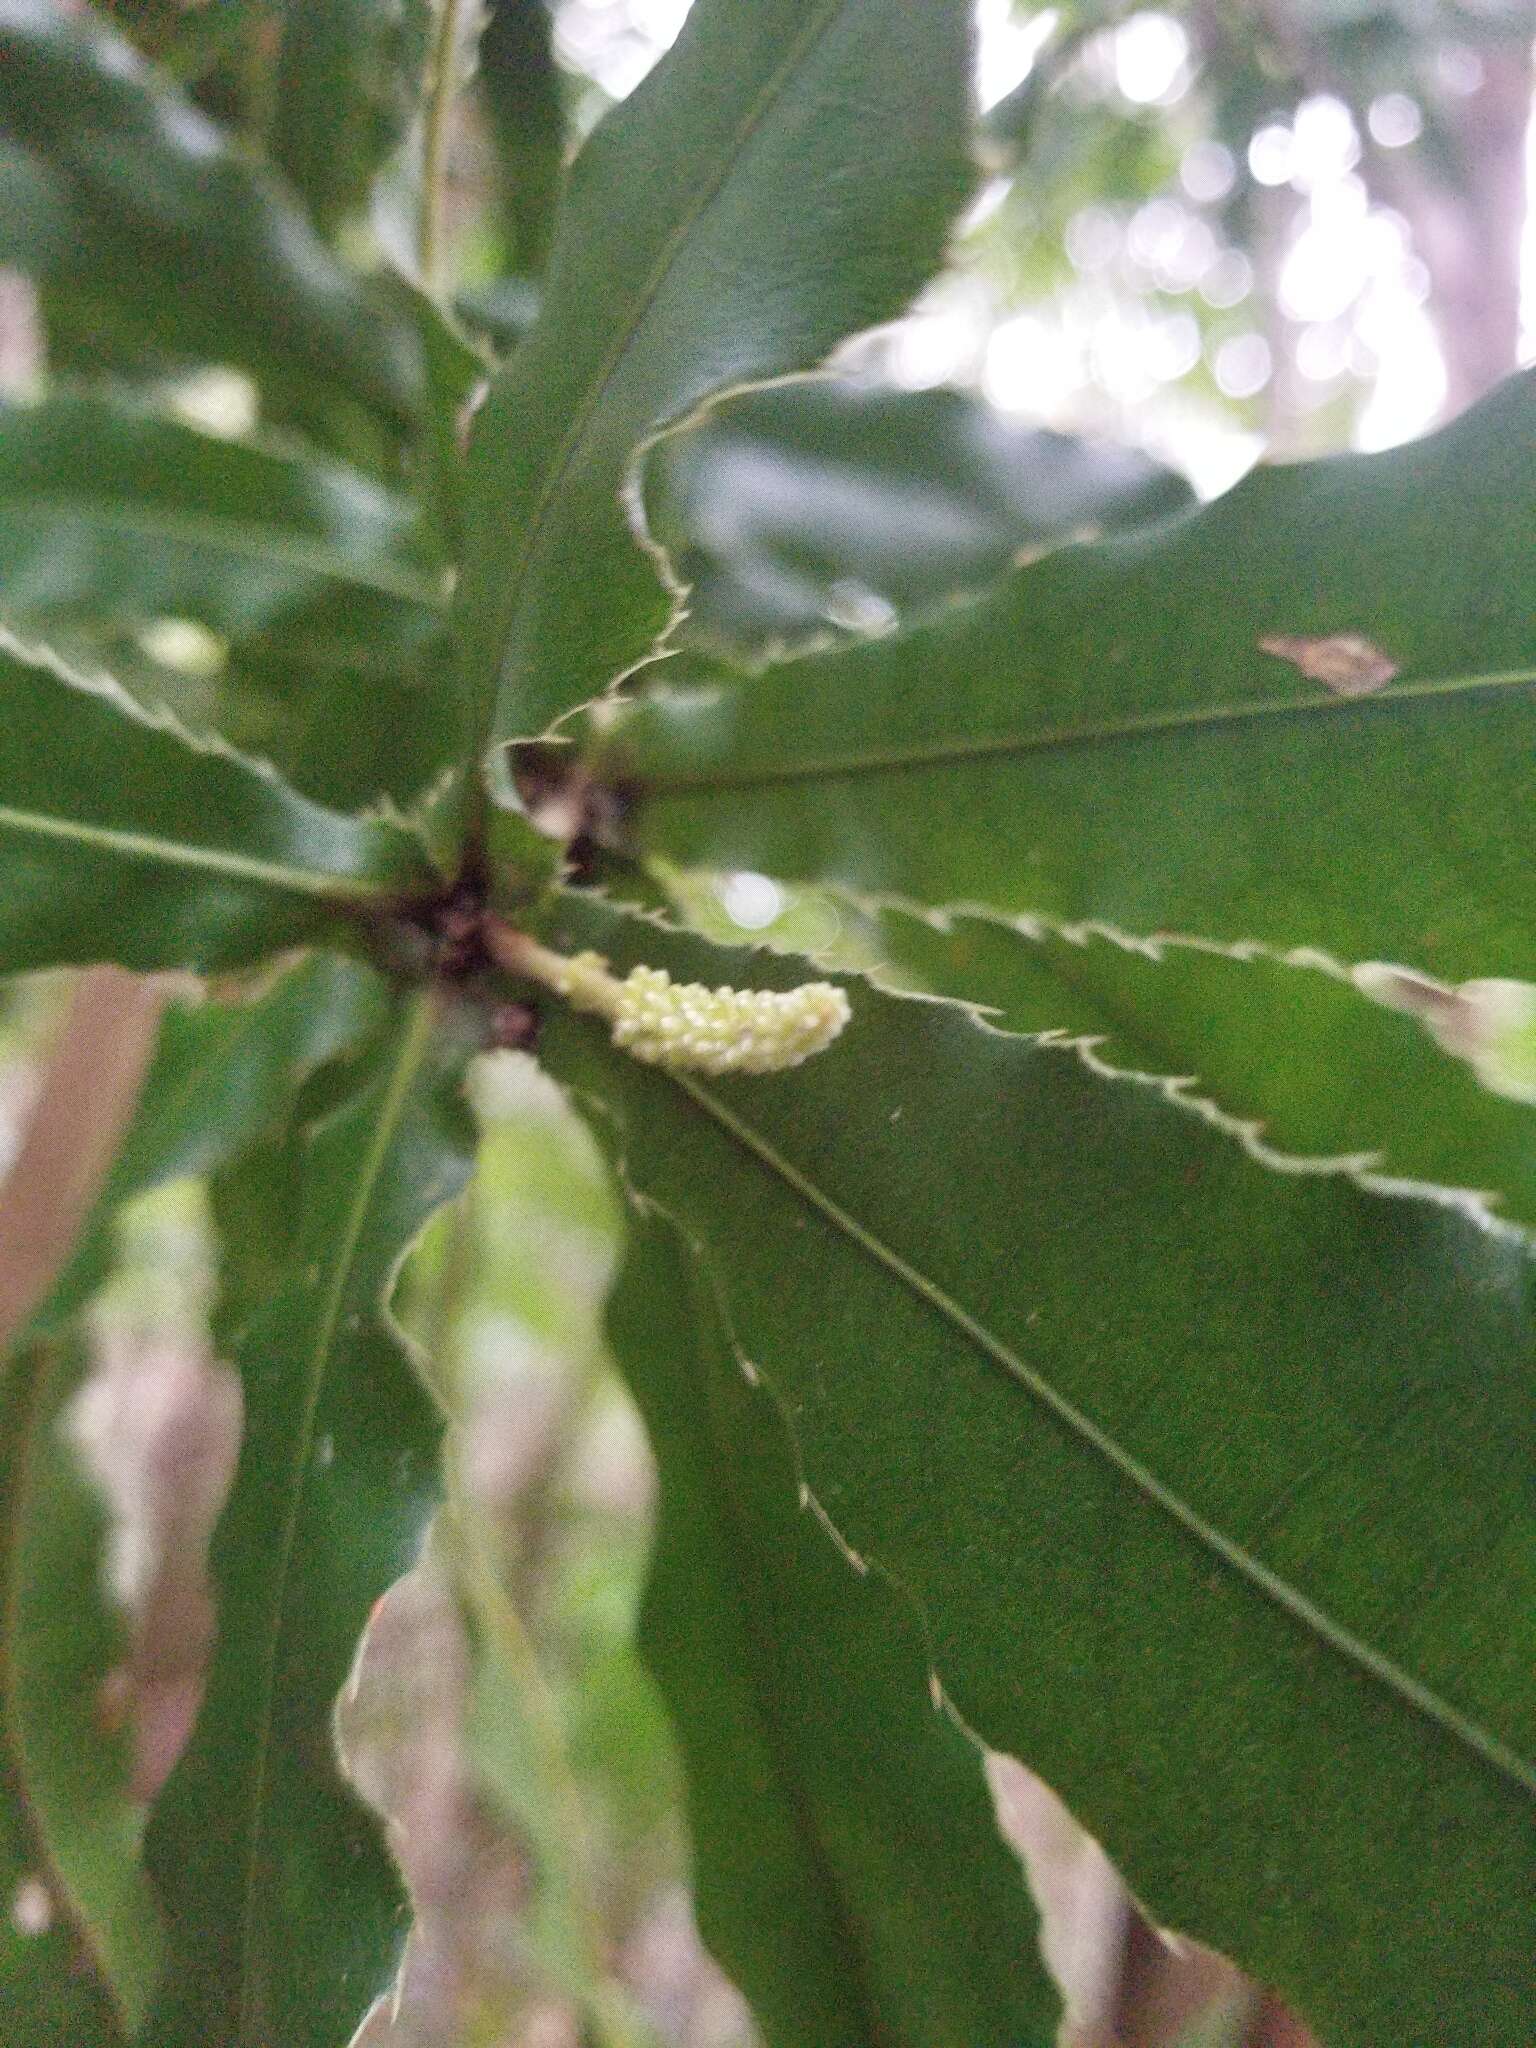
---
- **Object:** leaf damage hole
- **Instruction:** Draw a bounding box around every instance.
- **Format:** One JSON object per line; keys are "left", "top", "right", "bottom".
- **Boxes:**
{"left": 10, "top": 1876, "right": 52, "bottom": 1937}
{"left": 1258, "top": 632, "right": 1399, "bottom": 696}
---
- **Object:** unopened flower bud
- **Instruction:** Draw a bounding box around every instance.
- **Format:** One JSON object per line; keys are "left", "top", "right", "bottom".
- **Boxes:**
{"left": 605, "top": 963, "right": 849, "bottom": 1075}
{"left": 487, "top": 929, "right": 852, "bottom": 1076}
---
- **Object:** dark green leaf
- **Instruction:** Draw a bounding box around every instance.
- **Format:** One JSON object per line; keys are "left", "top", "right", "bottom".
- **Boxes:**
{"left": 0, "top": 637, "right": 439, "bottom": 975}
{"left": 456, "top": 0, "right": 976, "bottom": 750}
{"left": 870, "top": 904, "right": 1536, "bottom": 1242}
{"left": 0, "top": 396, "right": 441, "bottom": 641}
{"left": 651, "top": 379, "right": 1193, "bottom": 661}
{"left": 0, "top": 1335, "right": 161, "bottom": 2046}
{"left": 271, "top": 0, "right": 430, "bottom": 239}
{"left": 142, "top": 988, "right": 482, "bottom": 2047}
{"left": 0, "top": 0, "right": 418, "bottom": 422}
{"left": 477, "top": 0, "right": 565, "bottom": 278}
{"left": 610, "top": 1208, "right": 1059, "bottom": 2048}
{"left": 222, "top": 589, "right": 456, "bottom": 815}
{"left": 536, "top": 895, "right": 1536, "bottom": 2048}
{"left": 607, "top": 370, "right": 1536, "bottom": 981}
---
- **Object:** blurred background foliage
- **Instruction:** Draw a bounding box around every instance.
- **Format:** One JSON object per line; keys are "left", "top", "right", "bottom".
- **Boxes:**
{"left": 0, "top": 1, "right": 1533, "bottom": 2041}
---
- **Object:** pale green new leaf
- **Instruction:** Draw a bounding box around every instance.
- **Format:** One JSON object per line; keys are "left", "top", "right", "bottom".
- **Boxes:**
{"left": 606, "top": 369, "right": 1536, "bottom": 982}
{"left": 456, "top": 0, "right": 976, "bottom": 750}
{"left": 142, "top": 989, "right": 483, "bottom": 2048}
{"left": 536, "top": 894, "right": 1536, "bottom": 2048}
{"left": 0, "top": 637, "right": 438, "bottom": 975}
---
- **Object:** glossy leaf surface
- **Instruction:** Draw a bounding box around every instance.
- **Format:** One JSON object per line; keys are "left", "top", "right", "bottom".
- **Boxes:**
{"left": 871, "top": 907, "right": 1536, "bottom": 1239}
{"left": 0, "top": 638, "right": 438, "bottom": 975}
{"left": 142, "top": 990, "right": 482, "bottom": 2047}
{"left": 0, "top": 0, "right": 417, "bottom": 421}
{"left": 609, "top": 1209, "right": 1059, "bottom": 2048}
{"left": 651, "top": 379, "right": 1193, "bottom": 661}
{"left": 539, "top": 895, "right": 1536, "bottom": 2048}
{"left": 0, "top": 397, "right": 440, "bottom": 640}
{"left": 457, "top": 0, "right": 976, "bottom": 747}
{"left": 609, "top": 370, "right": 1536, "bottom": 981}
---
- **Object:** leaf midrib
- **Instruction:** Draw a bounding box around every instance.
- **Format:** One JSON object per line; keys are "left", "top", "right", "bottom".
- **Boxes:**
{"left": 632, "top": 664, "right": 1536, "bottom": 793}
{"left": 0, "top": 798, "right": 399, "bottom": 903}
{"left": 1, "top": 492, "right": 443, "bottom": 607}
{"left": 234, "top": 992, "right": 440, "bottom": 2035}
{"left": 668, "top": 1067, "right": 1536, "bottom": 1801}
{"left": 474, "top": 0, "right": 847, "bottom": 743}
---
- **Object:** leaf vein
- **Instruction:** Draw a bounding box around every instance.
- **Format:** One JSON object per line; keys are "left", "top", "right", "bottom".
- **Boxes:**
{"left": 670, "top": 1069, "right": 1536, "bottom": 1800}
{"left": 234, "top": 991, "right": 441, "bottom": 2036}
{"left": 0, "top": 800, "right": 394, "bottom": 903}
{"left": 637, "top": 665, "right": 1536, "bottom": 792}
{"left": 475, "top": 0, "right": 847, "bottom": 740}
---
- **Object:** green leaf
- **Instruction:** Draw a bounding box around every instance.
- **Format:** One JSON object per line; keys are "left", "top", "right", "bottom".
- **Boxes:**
{"left": 609, "top": 1207, "right": 1059, "bottom": 2048}
{"left": 221, "top": 590, "right": 455, "bottom": 815}
{"left": 0, "top": 1337, "right": 162, "bottom": 2047}
{"left": 0, "top": 396, "right": 442, "bottom": 642}
{"left": 535, "top": 895, "right": 1536, "bottom": 2048}
{"left": 477, "top": 0, "right": 565, "bottom": 277}
{"left": 229, "top": 649, "right": 461, "bottom": 819}
{"left": 0, "top": 636, "right": 439, "bottom": 975}
{"left": 651, "top": 379, "right": 1193, "bottom": 662}
{"left": 606, "top": 369, "right": 1536, "bottom": 982}
{"left": 270, "top": 0, "right": 429, "bottom": 239}
{"left": 456, "top": 0, "right": 976, "bottom": 750}
{"left": 32, "top": 955, "right": 388, "bottom": 1341}
{"left": 0, "top": 0, "right": 418, "bottom": 422}
{"left": 141, "top": 988, "right": 482, "bottom": 2047}
{"left": 869, "top": 905, "right": 1536, "bottom": 1242}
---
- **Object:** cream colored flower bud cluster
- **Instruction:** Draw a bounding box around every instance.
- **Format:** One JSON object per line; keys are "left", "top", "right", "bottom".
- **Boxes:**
{"left": 556, "top": 951, "right": 850, "bottom": 1075}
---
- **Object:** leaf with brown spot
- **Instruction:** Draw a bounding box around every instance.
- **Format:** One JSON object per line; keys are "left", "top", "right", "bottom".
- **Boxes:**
{"left": 603, "top": 371, "right": 1536, "bottom": 979}
{"left": 1257, "top": 633, "right": 1399, "bottom": 696}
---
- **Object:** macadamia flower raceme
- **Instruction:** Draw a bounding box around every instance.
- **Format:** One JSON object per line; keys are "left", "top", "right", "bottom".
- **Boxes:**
{"left": 491, "top": 931, "right": 850, "bottom": 1077}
